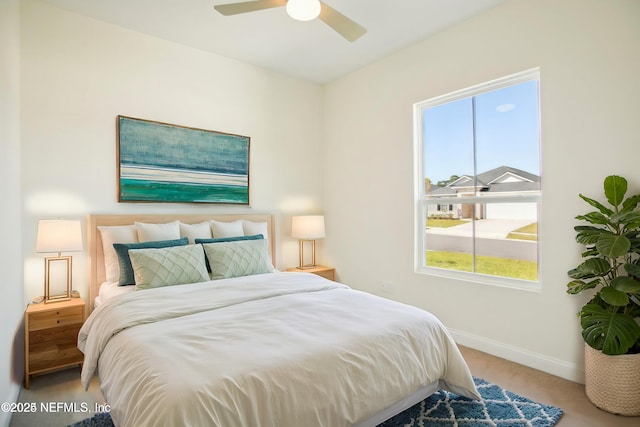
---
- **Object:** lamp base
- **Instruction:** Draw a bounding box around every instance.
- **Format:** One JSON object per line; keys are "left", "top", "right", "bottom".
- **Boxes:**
{"left": 43, "top": 255, "right": 72, "bottom": 303}
{"left": 298, "top": 239, "right": 318, "bottom": 269}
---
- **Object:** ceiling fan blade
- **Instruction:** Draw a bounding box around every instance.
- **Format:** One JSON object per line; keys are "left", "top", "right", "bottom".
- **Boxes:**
{"left": 214, "top": 0, "right": 286, "bottom": 16}
{"left": 318, "top": 2, "right": 367, "bottom": 42}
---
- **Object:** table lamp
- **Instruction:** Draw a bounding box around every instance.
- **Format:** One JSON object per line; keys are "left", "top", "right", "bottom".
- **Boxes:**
{"left": 36, "top": 219, "right": 83, "bottom": 303}
{"left": 291, "top": 215, "right": 325, "bottom": 269}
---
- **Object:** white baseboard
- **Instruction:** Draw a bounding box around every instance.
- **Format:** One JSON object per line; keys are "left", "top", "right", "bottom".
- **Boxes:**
{"left": 449, "top": 328, "right": 584, "bottom": 384}
{"left": 0, "top": 383, "right": 20, "bottom": 427}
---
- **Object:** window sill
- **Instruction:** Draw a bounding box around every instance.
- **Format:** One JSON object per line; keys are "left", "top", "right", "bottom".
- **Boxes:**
{"left": 416, "top": 266, "right": 542, "bottom": 293}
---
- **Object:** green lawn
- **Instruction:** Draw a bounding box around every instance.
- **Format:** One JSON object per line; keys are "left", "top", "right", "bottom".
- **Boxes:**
{"left": 426, "top": 250, "right": 538, "bottom": 281}
{"left": 506, "top": 222, "right": 538, "bottom": 241}
{"left": 426, "top": 219, "right": 468, "bottom": 228}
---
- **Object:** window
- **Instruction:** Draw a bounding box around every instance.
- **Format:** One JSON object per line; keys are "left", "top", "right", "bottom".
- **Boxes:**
{"left": 414, "top": 69, "right": 541, "bottom": 288}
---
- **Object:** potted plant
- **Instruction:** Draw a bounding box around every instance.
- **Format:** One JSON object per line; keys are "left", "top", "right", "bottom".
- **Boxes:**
{"left": 567, "top": 175, "right": 640, "bottom": 416}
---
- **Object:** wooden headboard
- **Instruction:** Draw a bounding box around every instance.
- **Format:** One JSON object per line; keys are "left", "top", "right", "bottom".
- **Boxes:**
{"left": 87, "top": 213, "right": 276, "bottom": 313}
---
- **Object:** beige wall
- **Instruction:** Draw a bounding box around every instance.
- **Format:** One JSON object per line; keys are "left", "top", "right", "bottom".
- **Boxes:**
{"left": 0, "top": 0, "right": 24, "bottom": 425}
{"left": 20, "top": 0, "right": 326, "bottom": 302}
{"left": 323, "top": 0, "right": 640, "bottom": 382}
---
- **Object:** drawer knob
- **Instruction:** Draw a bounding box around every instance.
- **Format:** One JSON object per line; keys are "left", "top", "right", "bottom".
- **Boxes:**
{"left": 57, "top": 320, "right": 60, "bottom": 323}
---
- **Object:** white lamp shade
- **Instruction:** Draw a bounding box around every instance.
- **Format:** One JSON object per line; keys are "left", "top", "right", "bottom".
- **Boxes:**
{"left": 292, "top": 215, "right": 325, "bottom": 239}
{"left": 286, "top": 0, "right": 321, "bottom": 21}
{"left": 36, "top": 219, "right": 83, "bottom": 253}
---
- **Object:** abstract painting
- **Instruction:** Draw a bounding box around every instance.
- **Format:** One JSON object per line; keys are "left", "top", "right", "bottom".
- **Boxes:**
{"left": 117, "top": 116, "right": 250, "bottom": 204}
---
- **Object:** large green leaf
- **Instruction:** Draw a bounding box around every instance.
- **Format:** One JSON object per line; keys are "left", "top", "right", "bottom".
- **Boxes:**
{"left": 566, "top": 279, "right": 599, "bottom": 294}
{"left": 576, "top": 212, "right": 610, "bottom": 225}
{"left": 630, "top": 240, "right": 640, "bottom": 256}
{"left": 625, "top": 214, "right": 640, "bottom": 229}
{"left": 624, "top": 262, "right": 640, "bottom": 279}
{"left": 622, "top": 194, "right": 640, "bottom": 212}
{"left": 599, "top": 286, "right": 629, "bottom": 306}
{"left": 596, "top": 233, "right": 631, "bottom": 258}
{"left": 582, "top": 246, "right": 600, "bottom": 258}
{"left": 611, "top": 211, "right": 640, "bottom": 229}
{"left": 575, "top": 226, "right": 609, "bottom": 245}
{"left": 604, "top": 175, "right": 627, "bottom": 208}
{"left": 580, "top": 303, "right": 640, "bottom": 355}
{"left": 568, "top": 258, "right": 611, "bottom": 279}
{"left": 612, "top": 275, "right": 640, "bottom": 294}
{"left": 575, "top": 225, "right": 608, "bottom": 233}
{"left": 579, "top": 194, "right": 613, "bottom": 216}
{"left": 581, "top": 248, "right": 599, "bottom": 258}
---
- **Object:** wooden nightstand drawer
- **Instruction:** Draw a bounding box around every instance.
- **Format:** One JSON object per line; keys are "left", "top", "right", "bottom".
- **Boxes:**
{"left": 25, "top": 298, "right": 85, "bottom": 388}
{"left": 29, "top": 342, "right": 83, "bottom": 373}
{"left": 29, "top": 305, "right": 83, "bottom": 330}
{"left": 29, "top": 324, "right": 82, "bottom": 351}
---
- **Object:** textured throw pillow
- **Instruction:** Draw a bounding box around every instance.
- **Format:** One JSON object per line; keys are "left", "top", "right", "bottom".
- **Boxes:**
{"left": 202, "top": 239, "right": 273, "bottom": 280}
{"left": 129, "top": 245, "right": 209, "bottom": 290}
{"left": 98, "top": 225, "right": 139, "bottom": 283}
{"left": 210, "top": 220, "right": 244, "bottom": 238}
{"left": 179, "top": 221, "right": 212, "bottom": 244}
{"left": 113, "top": 237, "right": 189, "bottom": 286}
{"left": 135, "top": 221, "right": 180, "bottom": 242}
{"left": 196, "top": 235, "right": 264, "bottom": 272}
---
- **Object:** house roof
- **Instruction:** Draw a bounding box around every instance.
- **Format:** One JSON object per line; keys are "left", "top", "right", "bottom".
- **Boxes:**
{"left": 426, "top": 166, "right": 540, "bottom": 196}
{"left": 477, "top": 166, "right": 539, "bottom": 185}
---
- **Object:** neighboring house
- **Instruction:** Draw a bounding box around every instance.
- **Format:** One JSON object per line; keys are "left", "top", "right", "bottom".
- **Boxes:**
{"left": 426, "top": 166, "right": 540, "bottom": 220}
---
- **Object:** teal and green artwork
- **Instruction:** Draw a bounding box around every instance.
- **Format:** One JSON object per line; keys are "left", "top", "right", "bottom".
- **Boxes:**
{"left": 117, "top": 116, "right": 250, "bottom": 204}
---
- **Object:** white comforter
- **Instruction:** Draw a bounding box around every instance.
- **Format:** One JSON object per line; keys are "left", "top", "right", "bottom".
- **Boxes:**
{"left": 79, "top": 272, "right": 478, "bottom": 427}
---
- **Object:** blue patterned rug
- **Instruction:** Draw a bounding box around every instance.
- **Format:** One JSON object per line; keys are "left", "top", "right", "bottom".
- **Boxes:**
{"left": 379, "top": 377, "right": 563, "bottom": 427}
{"left": 68, "top": 377, "right": 562, "bottom": 427}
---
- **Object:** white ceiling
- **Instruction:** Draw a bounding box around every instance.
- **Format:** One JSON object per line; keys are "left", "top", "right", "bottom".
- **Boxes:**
{"left": 40, "top": 0, "right": 506, "bottom": 84}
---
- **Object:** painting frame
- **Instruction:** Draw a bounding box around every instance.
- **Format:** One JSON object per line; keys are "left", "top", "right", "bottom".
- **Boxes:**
{"left": 117, "top": 116, "right": 250, "bottom": 205}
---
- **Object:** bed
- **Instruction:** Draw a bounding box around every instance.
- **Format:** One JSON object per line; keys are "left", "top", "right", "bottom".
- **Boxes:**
{"left": 79, "top": 213, "right": 479, "bottom": 427}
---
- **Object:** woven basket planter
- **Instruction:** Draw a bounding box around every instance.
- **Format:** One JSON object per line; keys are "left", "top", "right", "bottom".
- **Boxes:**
{"left": 584, "top": 343, "right": 640, "bottom": 416}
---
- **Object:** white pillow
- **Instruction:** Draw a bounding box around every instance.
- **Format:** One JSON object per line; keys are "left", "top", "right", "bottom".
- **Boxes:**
{"left": 242, "top": 220, "right": 269, "bottom": 240}
{"left": 179, "top": 221, "right": 212, "bottom": 244}
{"left": 98, "top": 225, "right": 138, "bottom": 283}
{"left": 135, "top": 220, "right": 180, "bottom": 242}
{"left": 210, "top": 220, "right": 244, "bottom": 238}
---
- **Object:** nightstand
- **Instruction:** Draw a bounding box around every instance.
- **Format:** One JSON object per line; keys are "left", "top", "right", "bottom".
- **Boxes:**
{"left": 24, "top": 298, "right": 85, "bottom": 388}
{"left": 286, "top": 265, "right": 336, "bottom": 281}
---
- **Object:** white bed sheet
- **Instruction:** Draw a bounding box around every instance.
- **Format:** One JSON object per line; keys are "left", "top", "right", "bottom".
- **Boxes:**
{"left": 79, "top": 272, "right": 478, "bottom": 427}
{"left": 94, "top": 281, "right": 134, "bottom": 308}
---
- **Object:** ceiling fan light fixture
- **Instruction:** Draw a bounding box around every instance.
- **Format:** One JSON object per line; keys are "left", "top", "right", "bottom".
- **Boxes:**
{"left": 286, "top": 0, "right": 321, "bottom": 22}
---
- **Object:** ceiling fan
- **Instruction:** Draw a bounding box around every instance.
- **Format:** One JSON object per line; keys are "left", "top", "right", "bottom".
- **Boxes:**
{"left": 213, "top": 0, "right": 367, "bottom": 42}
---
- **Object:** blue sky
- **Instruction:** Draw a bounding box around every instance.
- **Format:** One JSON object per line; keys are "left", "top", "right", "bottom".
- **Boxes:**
{"left": 423, "top": 80, "right": 540, "bottom": 184}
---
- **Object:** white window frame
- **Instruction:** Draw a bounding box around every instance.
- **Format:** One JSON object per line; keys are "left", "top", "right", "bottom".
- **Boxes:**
{"left": 413, "top": 68, "right": 542, "bottom": 291}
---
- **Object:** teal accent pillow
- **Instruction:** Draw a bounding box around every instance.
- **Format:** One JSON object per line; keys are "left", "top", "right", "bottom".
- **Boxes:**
{"left": 202, "top": 239, "right": 273, "bottom": 280}
{"left": 195, "top": 234, "right": 264, "bottom": 272}
{"left": 129, "top": 244, "right": 209, "bottom": 290}
{"left": 113, "top": 237, "right": 188, "bottom": 286}
{"left": 194, "top": 234, "right": 264, "bottom": 244}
